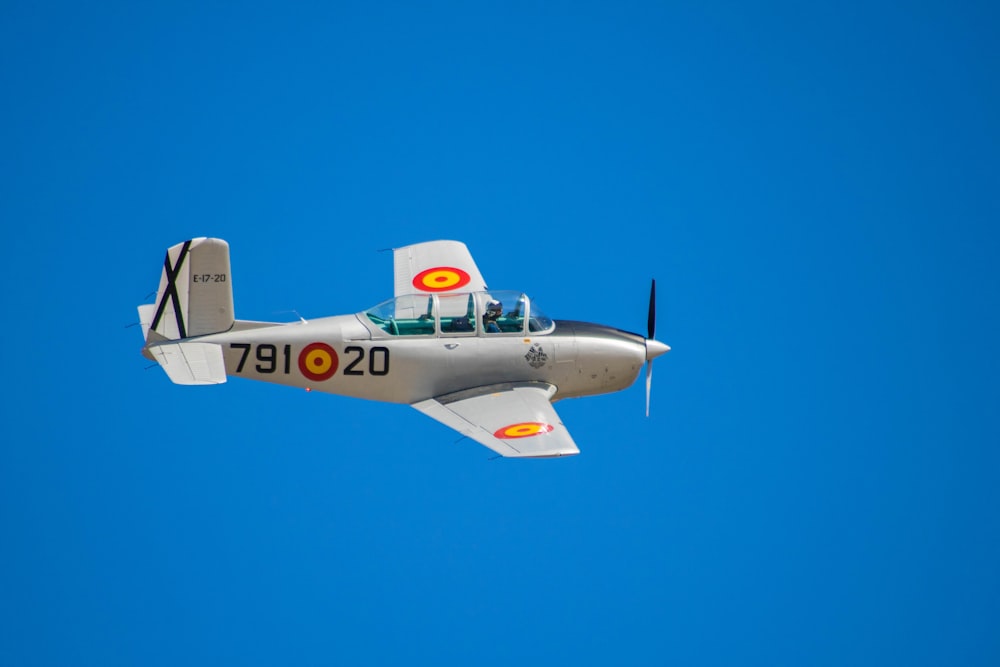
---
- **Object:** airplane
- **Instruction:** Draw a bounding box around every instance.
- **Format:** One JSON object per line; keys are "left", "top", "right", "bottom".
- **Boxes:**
{"left": 137, "top": 238, "right": 670, "bottom": 458}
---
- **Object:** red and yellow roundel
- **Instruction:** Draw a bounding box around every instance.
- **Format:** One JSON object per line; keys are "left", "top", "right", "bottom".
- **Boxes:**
{"left": 493, "top": 422, "right": 555, "bottom": 439}
{"left": 412, "top": 266, "right": 471, "bottom": 292}
{"left": 298, "top": 342, "right": 338, "bottom": 381}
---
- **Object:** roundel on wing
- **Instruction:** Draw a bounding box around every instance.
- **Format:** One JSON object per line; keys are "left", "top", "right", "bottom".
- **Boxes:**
{"left": 493, "top": 422, "right": 555, "bottom": 439}
{"left": 412, "top": 266, "right": 471, "bottom": 292}
{"left": 298, "top": 342, "right": 338, "bottom": 381}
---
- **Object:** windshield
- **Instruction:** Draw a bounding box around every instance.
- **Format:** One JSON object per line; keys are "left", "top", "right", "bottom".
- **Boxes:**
{"left": 528, "top": 300, "right": 554, "bottom": 333}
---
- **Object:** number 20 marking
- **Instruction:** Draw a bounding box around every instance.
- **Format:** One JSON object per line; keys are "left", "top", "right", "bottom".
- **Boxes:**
{"left": 344, "top": 346, "right": 389, "bottom": 376}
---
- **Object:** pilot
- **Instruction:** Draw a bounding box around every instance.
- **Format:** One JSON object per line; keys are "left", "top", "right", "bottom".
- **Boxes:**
{"left": 484, "top": 299, "right": 502, "bottom": 333}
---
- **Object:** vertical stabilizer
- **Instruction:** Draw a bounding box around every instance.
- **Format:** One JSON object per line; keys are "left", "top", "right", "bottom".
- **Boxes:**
{"left": 144, "top": 237, "right": 235, "bottom": 341}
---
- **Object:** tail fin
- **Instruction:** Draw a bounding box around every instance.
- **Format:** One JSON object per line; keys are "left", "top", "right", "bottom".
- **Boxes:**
{"left": 137, "top": 237, "right": 235, "bottom": 342}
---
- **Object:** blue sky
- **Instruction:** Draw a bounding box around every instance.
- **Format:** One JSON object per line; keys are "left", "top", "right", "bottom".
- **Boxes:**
{"left": 2, "top": 1, "right": 998, "bottom": 665}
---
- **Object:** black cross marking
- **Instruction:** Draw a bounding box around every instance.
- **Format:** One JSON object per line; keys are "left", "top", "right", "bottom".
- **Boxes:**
{"left": 149, "top": 240, "right": 191, "bottom": 339}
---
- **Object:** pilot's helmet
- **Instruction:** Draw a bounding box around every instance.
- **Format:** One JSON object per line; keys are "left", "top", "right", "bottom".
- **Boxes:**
{"left": 487, "top": 299, "right": 502, "bottom": 317}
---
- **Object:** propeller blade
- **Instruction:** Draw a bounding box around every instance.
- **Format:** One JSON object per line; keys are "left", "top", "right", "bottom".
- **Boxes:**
{"left": 645, "top": 278, "right": 664, "bottom": 416}
{"left": 647, "top": 279, "right": 656, "bottom": 340}
{"left": 645, "top": 360, "right": 653, "bottom": 417}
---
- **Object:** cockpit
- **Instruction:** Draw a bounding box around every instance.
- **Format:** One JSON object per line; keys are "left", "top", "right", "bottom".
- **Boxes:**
{"left": 364, "top": 290, "right": 555, "bottom": 337}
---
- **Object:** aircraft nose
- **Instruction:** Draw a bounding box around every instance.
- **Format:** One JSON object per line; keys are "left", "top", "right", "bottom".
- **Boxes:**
{"left": 645, "top": 339, "right": 670, "bottom": 361}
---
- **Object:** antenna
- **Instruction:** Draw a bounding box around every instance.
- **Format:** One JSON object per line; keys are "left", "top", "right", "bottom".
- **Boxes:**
{"left": 272, "top": 309, "right": 308, "bottom": 324}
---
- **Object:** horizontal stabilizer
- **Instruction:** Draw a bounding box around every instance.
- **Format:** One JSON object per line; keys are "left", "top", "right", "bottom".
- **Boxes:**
{"left": 137, "top": 303, "right": 157, "bottom": 341}
{"left": 149, "top": 342, "right": 227, "bottom": 385}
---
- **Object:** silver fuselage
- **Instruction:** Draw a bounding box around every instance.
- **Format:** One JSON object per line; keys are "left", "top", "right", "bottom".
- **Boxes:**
{"left": 181, "top": 314, "right": 647, "bottom": 404}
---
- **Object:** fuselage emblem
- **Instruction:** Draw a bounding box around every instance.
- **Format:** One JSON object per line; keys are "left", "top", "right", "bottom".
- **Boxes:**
{"left": 298, "top": 342, "right": 339, "bottom": 381}
{"left": 525, "top": 343, "right": 548, "bottom": 369}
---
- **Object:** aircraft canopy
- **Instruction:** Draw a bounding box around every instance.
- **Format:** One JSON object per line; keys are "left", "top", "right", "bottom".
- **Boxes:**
{"left": 364, "top": 290, "right": 554, "bottom": 337}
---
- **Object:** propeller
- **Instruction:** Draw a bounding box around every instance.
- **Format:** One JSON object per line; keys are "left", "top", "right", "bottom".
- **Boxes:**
{"left": 648, "top": 278, "right": 656, "bottom": 340}
{"left": 644, "top": 279, "right": 670, "bottom": 416}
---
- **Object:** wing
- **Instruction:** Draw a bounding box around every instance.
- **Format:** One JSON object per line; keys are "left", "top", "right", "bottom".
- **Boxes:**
{"left": 412, "top": 382, "right": 579, "bottom": 458}
{"left": 394, "top": 240, "right": 488, "bottom": 297}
